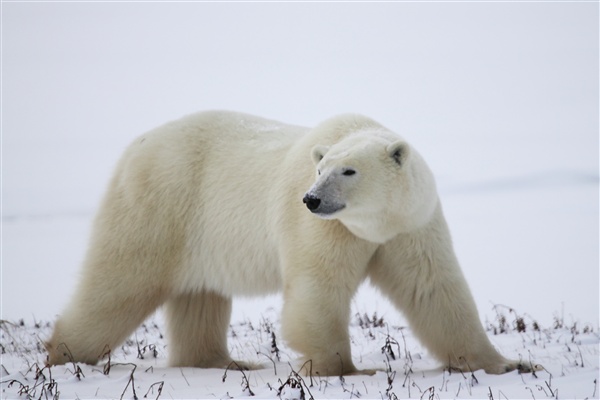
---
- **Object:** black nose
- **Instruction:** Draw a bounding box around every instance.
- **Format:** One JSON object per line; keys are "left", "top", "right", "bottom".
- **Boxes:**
{"left": 302, "top": 194, "right": 321, "bottom": 211}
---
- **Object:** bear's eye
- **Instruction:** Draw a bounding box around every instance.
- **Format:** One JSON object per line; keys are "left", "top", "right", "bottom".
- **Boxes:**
{"left": 342, "top": 169, "right": 356, "bottom": 176}
{"left": 317, "top": 169, "right": 321, "bottom": 175}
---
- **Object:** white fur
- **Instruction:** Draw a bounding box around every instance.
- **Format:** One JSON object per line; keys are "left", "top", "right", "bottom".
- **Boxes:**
{"left": 46, "top": 111, "right": 535, "bottom": 376}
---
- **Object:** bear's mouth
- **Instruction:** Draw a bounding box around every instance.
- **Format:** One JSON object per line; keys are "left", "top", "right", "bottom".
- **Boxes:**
{"left": 313, "top": 205, "right": 346, "bottom": 219}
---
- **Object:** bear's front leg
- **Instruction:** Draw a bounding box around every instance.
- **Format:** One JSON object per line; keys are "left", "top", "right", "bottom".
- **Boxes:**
{"left": 281, "top": 274, "right": 355, "bottom": 376}
{"left": 368, "top": 203, "right": 542, "bottom": 374}
{"left": 279, "top": 234, "right": 378, "bottom": 377}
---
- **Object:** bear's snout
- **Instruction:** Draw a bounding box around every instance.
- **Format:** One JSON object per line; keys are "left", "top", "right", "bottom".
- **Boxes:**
{"left": 303, "top": 193, "right": 346, "bottom": 216}
{"left": 303, "top": 194, "right": 321, "bottom": 211}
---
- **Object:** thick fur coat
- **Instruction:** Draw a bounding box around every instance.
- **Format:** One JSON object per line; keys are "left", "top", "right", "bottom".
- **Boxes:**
{"left": 46, "top": 111, "right": 535, "bottom": 375}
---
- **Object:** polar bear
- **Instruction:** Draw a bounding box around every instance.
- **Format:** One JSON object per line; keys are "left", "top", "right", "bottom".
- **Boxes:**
{"left": 46, "top": 111, "right": 535, "bottom": 376}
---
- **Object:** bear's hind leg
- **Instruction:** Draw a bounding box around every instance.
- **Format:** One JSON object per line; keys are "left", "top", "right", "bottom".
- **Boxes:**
{"left": 46, "top": 281, "right": 167, "bottom": 366}
{"left": 165, "top": 290, "right": 255, "bottom": 369}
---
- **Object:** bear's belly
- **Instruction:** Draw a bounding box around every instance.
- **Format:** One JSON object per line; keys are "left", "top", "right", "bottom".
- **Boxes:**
{"left": 174, "top": 230, "right": 282, "bottom": 297}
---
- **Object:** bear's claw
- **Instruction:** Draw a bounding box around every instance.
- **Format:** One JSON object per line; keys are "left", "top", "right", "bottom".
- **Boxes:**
{"left": 515, "top": 361, "right": 544, "bottom": 374}
{"left": 482, "top": 359, "right": 543, "bottom": 374}
{"left": 225, "top": 360, "right": 262, "bottom": 371}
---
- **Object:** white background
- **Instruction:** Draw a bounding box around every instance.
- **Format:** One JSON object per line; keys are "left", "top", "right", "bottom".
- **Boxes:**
{"left": 2, "top": 2, "right": 598, "bottom": 330}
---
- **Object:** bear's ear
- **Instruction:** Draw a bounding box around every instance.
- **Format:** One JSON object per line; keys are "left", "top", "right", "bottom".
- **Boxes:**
{"left": 387, "top": 141, "right": 410, "bottom": 166}
{"left": 311, "top": 145, "right": 330, "bottom": 166}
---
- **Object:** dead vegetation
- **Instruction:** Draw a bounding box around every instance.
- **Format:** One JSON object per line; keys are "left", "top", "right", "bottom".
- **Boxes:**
{"left": 1, "top": 306, "right": 598, "bottom": 399}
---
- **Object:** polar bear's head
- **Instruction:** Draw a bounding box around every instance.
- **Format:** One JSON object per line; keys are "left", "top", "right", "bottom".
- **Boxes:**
{"left": 302, "top": 131, "right": 438, "bottom": 244}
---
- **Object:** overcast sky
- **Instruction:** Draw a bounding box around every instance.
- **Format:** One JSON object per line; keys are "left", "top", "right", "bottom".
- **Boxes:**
{"left": 2, "top": 2, "right": 598, "bottom": 325}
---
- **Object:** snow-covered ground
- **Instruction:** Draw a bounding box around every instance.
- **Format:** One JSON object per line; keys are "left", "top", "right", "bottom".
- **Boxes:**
{"left": 2, "top": 2, "right": 598, "bottom": 399}
{"left": 2, "top": 309, "right": 599, "bottom": 399}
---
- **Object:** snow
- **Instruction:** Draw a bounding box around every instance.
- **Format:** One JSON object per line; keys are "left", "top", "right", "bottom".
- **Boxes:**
{"left": 2, "top": 311, "right": 599, "bottom": 399}
{"left": 2, "top": 2, "right": 598, "bottom": 399}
